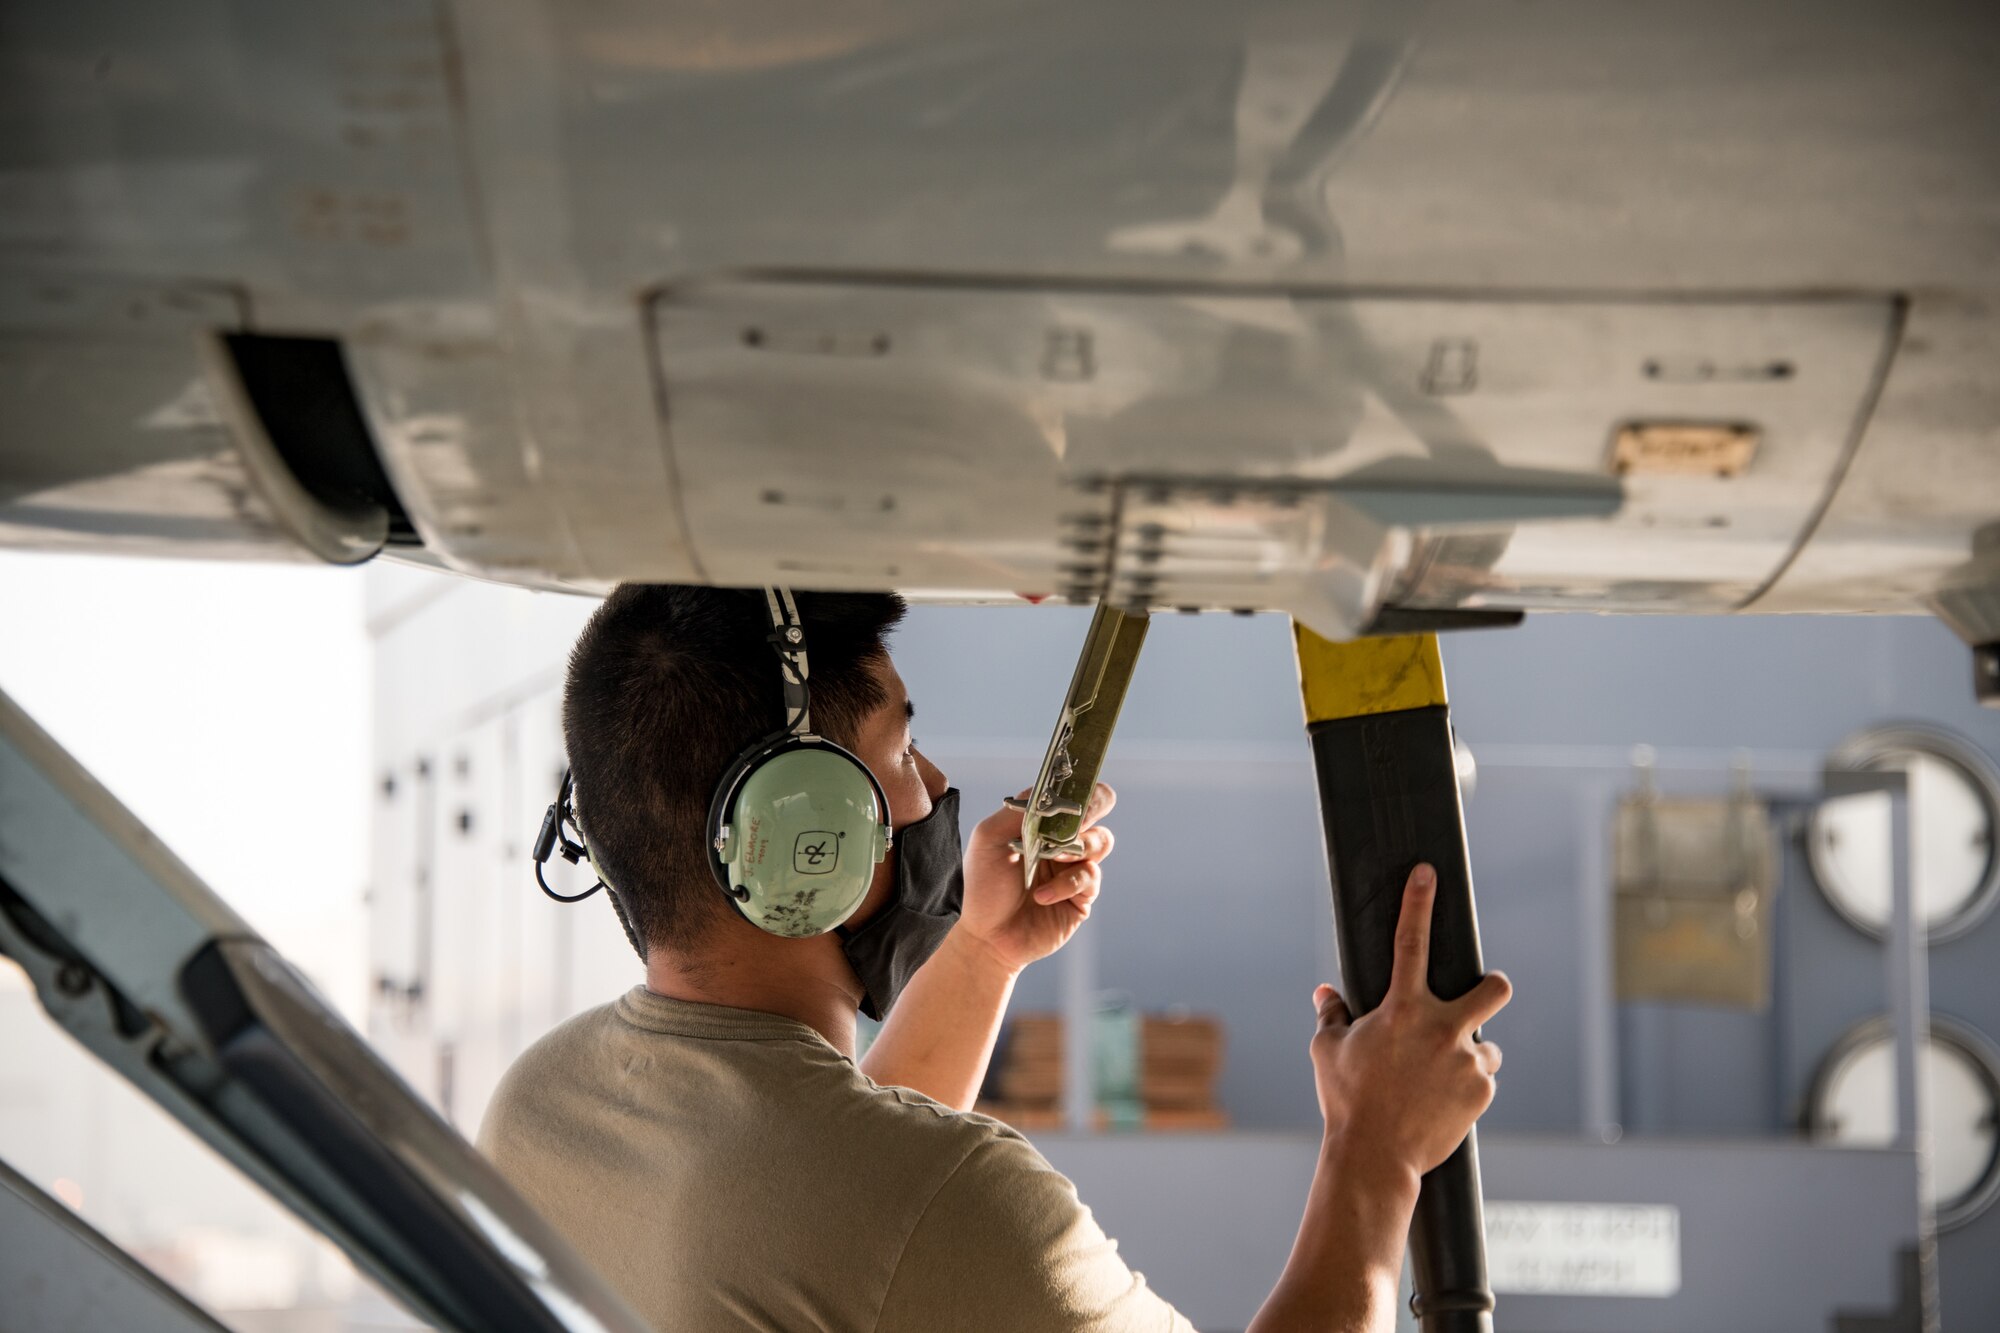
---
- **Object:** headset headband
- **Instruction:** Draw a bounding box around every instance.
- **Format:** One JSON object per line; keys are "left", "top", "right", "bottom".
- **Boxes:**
{"left": 765, "top": 587, "right": 811, "bottom": 735}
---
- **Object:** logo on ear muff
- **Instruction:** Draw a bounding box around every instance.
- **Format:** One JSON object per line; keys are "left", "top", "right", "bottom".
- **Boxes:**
{"left": 794, "top": 832, "right": 839, "bottom": 874}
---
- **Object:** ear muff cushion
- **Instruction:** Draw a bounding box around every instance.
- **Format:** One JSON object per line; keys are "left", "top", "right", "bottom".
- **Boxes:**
{"left": 706, "top": 734, "right": 890, "bottom": 937}
{"left": 705, "top": 737, "right": 778, "bottom": 898}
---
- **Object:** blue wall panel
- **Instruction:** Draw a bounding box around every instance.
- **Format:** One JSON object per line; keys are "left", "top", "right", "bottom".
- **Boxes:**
{"left": 891, "top": 605, "right": 2000, "bottom": 1322}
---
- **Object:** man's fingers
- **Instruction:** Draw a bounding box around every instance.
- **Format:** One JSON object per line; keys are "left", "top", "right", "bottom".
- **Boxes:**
{"left": 1000, "top": 782, "right": 1115, "bottom": 847}
{"left": 968, "top": 805, "right": 1028, "bottom": 867}
{"left": 1068, "top": 879, "right": 1100, "bottom": 919}
{"left": 1449, "top": 971, "right": 1513, "bottom": 1034}
{"left": 1075, "top": 781, "right": 1117, "bottom": 833}
{"left": 1314, "top": 984, "right": 1352, "bottom": 1030}
{"left": 1391, "top": 864, "right": 1438, "bottom": 997}
{"left": 1052, "top": 825, "right": 1115, "bottom": 864}
{"left": 1033, "top": 860, "right": 1099, "bottom": 906}
{"left": 1475, "top": 1040, "right": 1503, "bottom": 1077}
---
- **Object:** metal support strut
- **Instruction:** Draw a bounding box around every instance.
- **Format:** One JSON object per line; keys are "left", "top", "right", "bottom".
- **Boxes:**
{"left": 1292, "top": 627, "right": 1496, "bottom": 1333}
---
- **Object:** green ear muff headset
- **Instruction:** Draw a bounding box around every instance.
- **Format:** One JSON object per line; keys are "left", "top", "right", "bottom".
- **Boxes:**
{"left": 534, "top": 588, "right": 892, "bottom": 942}
{"left": 704, "top": 588, "right": 891, "bottom": 937}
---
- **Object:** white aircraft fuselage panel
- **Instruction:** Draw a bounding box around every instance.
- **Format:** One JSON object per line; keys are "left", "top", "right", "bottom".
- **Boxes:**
{"left": 644, "top": 276, "right": 1894, "bottom": 631}
{"left": 0, "top": 0, "right": 1995, "bottom": 641}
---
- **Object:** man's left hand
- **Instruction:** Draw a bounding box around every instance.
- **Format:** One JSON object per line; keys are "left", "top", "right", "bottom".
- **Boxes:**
{"left": 955, "top": 783, "right": 1117, "bottom": 975}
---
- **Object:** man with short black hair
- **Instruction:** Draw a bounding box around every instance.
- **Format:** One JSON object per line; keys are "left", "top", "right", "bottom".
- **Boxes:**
{"left": 481, "top": 584, "right": 1510, "bottom": 1332}
{"left": 558, "top": 586, "right": 913, "bottom": 958}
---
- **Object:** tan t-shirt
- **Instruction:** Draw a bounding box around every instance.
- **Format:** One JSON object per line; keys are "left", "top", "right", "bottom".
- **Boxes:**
{"left": 477, "top": 988, "right": 1197, "bottom": 1332}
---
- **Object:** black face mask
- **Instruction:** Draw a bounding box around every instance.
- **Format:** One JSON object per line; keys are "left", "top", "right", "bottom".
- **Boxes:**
{"left": 839, "top": 788, "right": 963, "bottom": 1020}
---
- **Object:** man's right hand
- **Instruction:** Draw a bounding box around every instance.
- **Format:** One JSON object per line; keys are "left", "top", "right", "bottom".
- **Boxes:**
{"left": 1246, "top": 863, "right": 1512, "bottom": 1333}
{"left": 1309, "top": 863, "right": 1511, "bottom": 1179}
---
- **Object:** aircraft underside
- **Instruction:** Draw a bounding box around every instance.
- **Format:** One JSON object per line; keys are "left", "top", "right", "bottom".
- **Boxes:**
{"left": 1, "top": 0, "right": 1996, "bottom": 685}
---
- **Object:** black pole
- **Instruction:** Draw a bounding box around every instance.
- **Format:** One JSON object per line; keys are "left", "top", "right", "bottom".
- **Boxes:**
{"left": 1294, "top": 629, "right": 1495, "bottom": 1332}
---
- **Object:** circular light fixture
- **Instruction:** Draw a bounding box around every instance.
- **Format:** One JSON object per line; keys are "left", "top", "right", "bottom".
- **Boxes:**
{"left": 1806, "top": 724, "right": 2000, "bottom": 944}
{"left": 1805, "top": 1014, "right": 2000, "bottom": 1231}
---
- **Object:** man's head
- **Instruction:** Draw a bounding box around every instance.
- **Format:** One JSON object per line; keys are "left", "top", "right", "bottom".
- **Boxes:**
{"left": 562, "top": 584, "right": 940, "bottom": 960}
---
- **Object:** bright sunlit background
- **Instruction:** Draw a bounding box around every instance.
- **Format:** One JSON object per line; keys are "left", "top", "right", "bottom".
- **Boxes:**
{"left": 0, "top": 550, "right": 387, "bottom": 1331}
{"left": 0, "top": 551, "right": 372, "bottom": 1009}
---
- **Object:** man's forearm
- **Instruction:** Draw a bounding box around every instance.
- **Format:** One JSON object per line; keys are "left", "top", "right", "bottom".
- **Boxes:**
{"left": 1246, "top": 1139, "right": 1421, "bottom": 1333}
{"left": 857, "top": 926, "right": 1018, "bottom": 1111}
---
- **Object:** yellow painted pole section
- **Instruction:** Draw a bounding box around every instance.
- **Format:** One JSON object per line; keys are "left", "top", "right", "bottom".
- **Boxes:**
{"left": 1291, "top": 626, "right": 1449, "bottom": 724}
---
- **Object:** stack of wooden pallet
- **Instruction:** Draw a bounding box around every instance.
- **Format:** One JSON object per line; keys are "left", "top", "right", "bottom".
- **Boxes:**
{"left": 977, "top": 1011, "right": 1228, "bottom": 1131}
